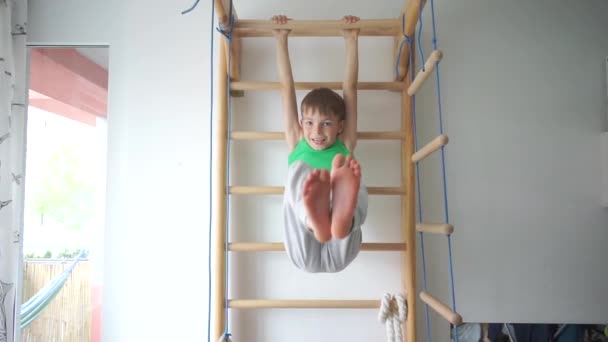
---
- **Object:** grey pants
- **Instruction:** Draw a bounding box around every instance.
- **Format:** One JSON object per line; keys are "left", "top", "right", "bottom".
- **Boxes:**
{"left": 283, "top": 161, "right": 368, "bottom": 273}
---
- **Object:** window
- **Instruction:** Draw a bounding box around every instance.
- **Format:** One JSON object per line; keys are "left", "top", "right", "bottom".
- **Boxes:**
{"left": 21, "top": 47, "right": 108, "bottom": 342}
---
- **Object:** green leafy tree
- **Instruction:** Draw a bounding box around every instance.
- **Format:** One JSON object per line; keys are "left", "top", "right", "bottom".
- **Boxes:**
{"left": 29, "top": 145, "right": 95, "bottom": 230}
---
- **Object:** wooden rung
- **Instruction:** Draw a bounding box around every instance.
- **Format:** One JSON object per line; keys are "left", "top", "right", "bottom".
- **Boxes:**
{"left": 231, "top": 131, "right": 403, "bottom": 140}
{"left": 233, "top": 19, "right": 401, "bottom": 37}
{"left": 416, "top": 223, "right": 454, "bottom": 235}
{"left": 228, "top": 299, "right": 380, "bottom": 309}
{"left": 230, "top": 186, "right": 283, "bottom": 195}
{"left": 411, "top": 134, "right": 449, "bottom": 162}
{"left": 229, "top": 242, "right": 406, "bottom": 252}
{"left": 231, "top": 81, "right": 404, "bottom": 91}
{"left": 419, "top": 291, "right": 463, "bottom": 325}
{"left": 407, "top": 50, "right": 443, "bottom": 96}
{"left": 229, "top": 186, "right": 403, "bottom": 195}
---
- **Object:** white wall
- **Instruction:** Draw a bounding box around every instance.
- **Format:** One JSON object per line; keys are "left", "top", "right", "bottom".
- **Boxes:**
{"left": 26, "top": 0, "right": 608, "bottom": 341}
{"left": 413, "top": 0, "right": 608, "bottom": 325}
{"left": 28, "top": 1, "right": 212, "bottom": 341}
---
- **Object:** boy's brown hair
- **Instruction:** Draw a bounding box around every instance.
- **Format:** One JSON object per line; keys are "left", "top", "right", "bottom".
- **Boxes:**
{"left": 300, "top": 88, "right": 346, "bottom": 121}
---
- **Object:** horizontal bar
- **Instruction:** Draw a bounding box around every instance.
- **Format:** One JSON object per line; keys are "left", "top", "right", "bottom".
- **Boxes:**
{"left": 408, "top": 50, "right": 443, "bottom": 96}
{"left": 231, "top": 131, "right": 403, "bottom": 140}
{"left": 416, "top": 223, "right": 454, "bottom": 235}
{"left": 233, "top": 19, "right": 401, "bottom": 37}
{"left": 419, "top": 291, "right": 463, "bottom": 325}
{"left": 412, "top": 134, "right": 449, "bottom": 162}
{"left": 229, "top": 186, "right": 403, "bottom": 195}
{"left": 231, "top": 81, "right": 404, "bottom": 91}
{"left": 228, "top": 299, "right": 380, "bottom": 309}
{"left": 229, "top": 242, "right": 406, "bottom": 252}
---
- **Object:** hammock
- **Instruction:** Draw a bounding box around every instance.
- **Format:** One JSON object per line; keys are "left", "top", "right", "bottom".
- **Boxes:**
{"left": 20, "top": 250, "right": 87, "bottom": 329}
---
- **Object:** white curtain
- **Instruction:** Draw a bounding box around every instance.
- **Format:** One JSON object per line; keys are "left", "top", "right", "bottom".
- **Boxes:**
{"left": 0, "top": 0, "right": 27, "bottom": 341}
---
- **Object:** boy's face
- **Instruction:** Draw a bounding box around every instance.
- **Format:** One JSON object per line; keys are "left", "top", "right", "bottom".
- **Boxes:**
{"left": 301, "top": 108, "right": 344, "bottom": 151}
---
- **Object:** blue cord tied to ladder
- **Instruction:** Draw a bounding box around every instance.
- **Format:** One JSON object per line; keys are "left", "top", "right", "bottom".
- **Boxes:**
{"left": 395, "top": 13, "right": 412, "bottom": 80}
{"left": 218, "top": 333, "right": 232, "bottom": 342}
{"left": 216, "top": 15, "right": 235, "bottom": 40}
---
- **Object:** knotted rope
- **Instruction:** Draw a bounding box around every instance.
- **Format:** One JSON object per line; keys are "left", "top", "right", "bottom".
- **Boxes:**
{"left": 378, "top": 293, "right": 408, "bottom": 342}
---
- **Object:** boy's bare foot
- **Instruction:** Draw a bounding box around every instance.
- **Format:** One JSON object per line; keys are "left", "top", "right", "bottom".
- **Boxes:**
{"left": 303, "top": 169, "right": 331, "bottom": 242}
{"left": 330, "top": 154, "right": 361, "bottom": 239}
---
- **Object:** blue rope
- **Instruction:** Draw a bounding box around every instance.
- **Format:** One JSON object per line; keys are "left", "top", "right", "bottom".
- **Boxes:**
{"left": 394, "top": 13, "right": 412, "bottom": 80}
{"left": 223, "top": 1, "right": 235, "bottom": 339}
{"left": 207, "top": 1, "right": 215, "bottom": 342}
{"left": 426, "top": 0, "right": 459, "bottom": 338}
{"left": 222, "top": 1, "right": 235, "bottom": 339}
{"left": 181, "top": 0, "right": 200, "bottom": 15}
{"left": 429, "top": 0, "right": 439, "bottom": 50}
{"left": 448, "top": 234, "right": 457, "bottom": 313}
{"left": 216, "top": 14, "right": 236, "bottom": 39}
{"left": 419, "top": 233, "right": 432, "bottom": 341}
{"left": 223, "top": 27, "right": 233, "bottom": 342}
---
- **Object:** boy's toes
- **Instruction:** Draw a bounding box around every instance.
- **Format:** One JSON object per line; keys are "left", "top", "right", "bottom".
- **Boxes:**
{"left": 319, "top": 169, "right": 330, "bottom": 182}
{"left": 303, "top": 170, "right": 319, "bottom": 191}
{"left": 332, "top": 154, "right": 345, "bottom": 170}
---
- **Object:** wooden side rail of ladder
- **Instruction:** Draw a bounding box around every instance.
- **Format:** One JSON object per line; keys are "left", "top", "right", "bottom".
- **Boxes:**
{"left": 211, "top": 0, "right": 435, "bottom": 341}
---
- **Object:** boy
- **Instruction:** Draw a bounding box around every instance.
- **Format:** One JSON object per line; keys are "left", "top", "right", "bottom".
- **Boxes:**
{"left": 272, "top": 15, "right": 368, "bottom": 273}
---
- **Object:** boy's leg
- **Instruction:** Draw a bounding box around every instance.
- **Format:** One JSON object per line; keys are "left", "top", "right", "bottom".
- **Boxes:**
{"left": 302, "top": 169, "right": 332, "bottom": 242}
{"left": 284, "top": 162, "right": 323, "bottom": 272}
{"left": 329, "top": 154, "right": 361, "bottom": 239}
{"left": 318, "top": 179, "right": 367, "bottom": 273}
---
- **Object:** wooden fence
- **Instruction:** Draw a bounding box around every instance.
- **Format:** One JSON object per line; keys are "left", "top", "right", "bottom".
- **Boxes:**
{"left": 20, "top": 260, "right": 92, "bottom": 342}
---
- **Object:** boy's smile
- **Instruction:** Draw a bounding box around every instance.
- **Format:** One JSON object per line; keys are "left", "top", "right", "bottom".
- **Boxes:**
{"left": 301, "top": 109, "right": 344, "bottom": 150}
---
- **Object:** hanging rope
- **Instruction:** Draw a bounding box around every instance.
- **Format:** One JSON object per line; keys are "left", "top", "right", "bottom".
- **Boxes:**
{"left": 378, "top": 293, "right": 408, "bottom": 342}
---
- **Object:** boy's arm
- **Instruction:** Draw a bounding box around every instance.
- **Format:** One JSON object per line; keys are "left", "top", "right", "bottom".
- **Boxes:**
{"left": 342, "top": 16, "right": 360, "bottom": 152}
{"left": 272, "top": 16, "right": 301, "bottom": 152}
